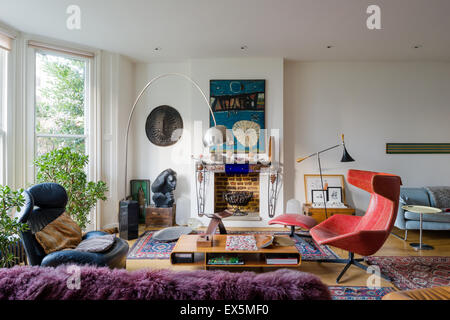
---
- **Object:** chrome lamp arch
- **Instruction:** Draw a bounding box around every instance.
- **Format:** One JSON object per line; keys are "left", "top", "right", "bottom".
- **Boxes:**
{"left": 123, "top": 73, "right": 228, "bottom": 198}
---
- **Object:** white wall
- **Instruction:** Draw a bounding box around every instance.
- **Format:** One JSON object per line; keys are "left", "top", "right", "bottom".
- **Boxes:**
{"left": 129, "top": 58, "right": 284, "bottom": 227}
{"left": 284, "top": 61, "right": 450, "bottom": 215}
{"left": 130, "top": 61, "right": 191, "bottom": 201}
{"left": 98, "top": 52, "right": 135, "bottom": 228}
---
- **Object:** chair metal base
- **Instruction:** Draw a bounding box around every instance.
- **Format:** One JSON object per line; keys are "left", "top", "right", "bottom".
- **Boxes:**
{"left": 391, "top": 229, "right": 408, "bottom": 241}
{"left": 317, "top": 252, "right": 392, "bottom": 284}
{"left": 410, "top": 243, "right": 434, "bottom": 250}
{"left": 289, "top": 225, "right": 311, "bottom": 241}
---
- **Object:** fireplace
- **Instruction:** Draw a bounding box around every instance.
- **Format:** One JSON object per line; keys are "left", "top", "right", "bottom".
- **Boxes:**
{"left": 194, "top": 163, "right": 281, "bottom": 222}
{"left": 214, "top": 173, "right": 260, "bottom": 218}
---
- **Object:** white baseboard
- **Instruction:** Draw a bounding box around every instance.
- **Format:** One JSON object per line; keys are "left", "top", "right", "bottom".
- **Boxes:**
{"left": 102, "top": 222, "right": 119, "bottom": 230}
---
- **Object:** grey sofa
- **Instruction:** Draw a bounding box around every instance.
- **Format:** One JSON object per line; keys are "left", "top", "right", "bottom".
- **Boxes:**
{"left": 395, "top": 187, "right": 450, "bottom": 239}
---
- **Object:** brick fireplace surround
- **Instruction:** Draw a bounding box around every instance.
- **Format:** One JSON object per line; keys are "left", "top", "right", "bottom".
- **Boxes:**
{"left": 214, "top": 172, "right": 260, "bottom": 214}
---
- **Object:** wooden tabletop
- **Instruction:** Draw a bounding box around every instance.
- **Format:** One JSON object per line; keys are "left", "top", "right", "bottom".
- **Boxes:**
{"left": 173, "top": 234, "right": 299, "bottom": 254}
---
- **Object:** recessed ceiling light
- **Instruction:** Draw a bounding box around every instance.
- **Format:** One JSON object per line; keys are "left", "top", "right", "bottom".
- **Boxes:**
{"left": 240, "top": 45, "right": 248, "bottom": 50}
{"left": 154, "top": 47, "right": 162, "bottom": 51}
{"left": 413, "top": 45, "right": 423, "bottom": 49}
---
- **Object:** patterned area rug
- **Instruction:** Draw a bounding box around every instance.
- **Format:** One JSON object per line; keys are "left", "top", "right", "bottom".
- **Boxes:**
{"left": 329, "top": 286, "right": 395, "bottom": 300}
{"left": 365, "top": 256, "right": 450, "bottom": 290}
{"left": 127, "top": 230, "right": 339, "bottom": 260}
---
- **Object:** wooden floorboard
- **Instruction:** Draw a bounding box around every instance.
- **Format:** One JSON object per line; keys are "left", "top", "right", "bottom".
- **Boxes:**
{"left": 125, "top": 226, "right": 450, "bottom": 289}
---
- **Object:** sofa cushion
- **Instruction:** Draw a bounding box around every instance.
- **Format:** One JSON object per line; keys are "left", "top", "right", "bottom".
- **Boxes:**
{"left": 34, "top": 213, "right": 82, "bottom": 254}
{"left": 404, "top": 210, "right": 450, "bottom": 223}
{"left": 399, "top": 187, "right": 430, "bottom": 206}
{"left": 75, "top": 234, "right": 115, "bottom": 253}
{"left": 405, "top": 220, "right": 450, "bottom": 230}
{"left": 426, "top": 186, "right": 450, "bottom": 208}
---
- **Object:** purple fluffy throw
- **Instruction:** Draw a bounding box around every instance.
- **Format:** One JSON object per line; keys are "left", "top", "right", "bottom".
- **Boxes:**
{"left": 0, "top": 265, "right": 330, "bottom": 300}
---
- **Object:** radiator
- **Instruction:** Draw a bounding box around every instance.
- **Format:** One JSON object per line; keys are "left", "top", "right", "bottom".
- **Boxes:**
{"left": 1, "top": 239, "right": 27, "bottom": 267}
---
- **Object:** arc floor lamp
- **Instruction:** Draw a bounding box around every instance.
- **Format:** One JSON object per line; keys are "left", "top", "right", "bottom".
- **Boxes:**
{"left": 296, "top": 134, "right": 355, "bottom": 219}
{"left": 123, "top": 73, "right": 229, "bottom": 198}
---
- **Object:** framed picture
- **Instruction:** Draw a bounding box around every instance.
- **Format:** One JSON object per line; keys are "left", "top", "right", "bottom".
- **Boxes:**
{"left": 210, "top": 79, "right": 265, "bottom": 153}
{"left": 327, "top": 187, "right": 343, "bottom": 203}
{"left": 304, "top": 174, "right": 346, "bottom": 204}
{"left": 130, "top": 179, "right": 151, "bottom": 207}
{"left": 311, "top": 190, "right": 327, "bottom": 205}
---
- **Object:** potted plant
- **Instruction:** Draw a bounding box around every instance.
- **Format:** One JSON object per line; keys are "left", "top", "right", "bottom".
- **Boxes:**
{"left": 34, "top": 147, "right": 108, "bottom": 230}
{"left": 0, "top": 185, "right": 28, "bottom": 268}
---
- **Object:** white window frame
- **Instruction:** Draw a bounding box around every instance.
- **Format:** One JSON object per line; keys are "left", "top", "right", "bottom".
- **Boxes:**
{"left": 0, "top": 48, "right": 6, "bottom": 185}
{"left": 33, "top": 49, "right": 91, "bottom": 158}
{"left": 25, "top": 39, "right": 101, "bottom": 229}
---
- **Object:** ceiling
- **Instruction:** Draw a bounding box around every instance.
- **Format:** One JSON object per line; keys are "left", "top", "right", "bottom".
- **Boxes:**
{"left": 1, "top": 0, "right": 450, "bottom": 62}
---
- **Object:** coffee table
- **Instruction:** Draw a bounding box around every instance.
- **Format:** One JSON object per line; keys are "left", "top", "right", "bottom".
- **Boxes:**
{"left": 170, "top": 234, "right": 301, "bottom": 269}
{"left": 402, "top": 205, "right": 442, "bottom": 250}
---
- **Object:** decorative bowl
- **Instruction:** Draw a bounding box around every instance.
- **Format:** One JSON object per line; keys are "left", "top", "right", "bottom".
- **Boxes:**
{"left": 223, "top": 191, "right": 253, "bottom": 216}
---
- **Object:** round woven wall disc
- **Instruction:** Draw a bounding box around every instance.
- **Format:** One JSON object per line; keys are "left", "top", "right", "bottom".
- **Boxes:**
{"left": 145, "top": 105, "right": 183, "bottom": 146}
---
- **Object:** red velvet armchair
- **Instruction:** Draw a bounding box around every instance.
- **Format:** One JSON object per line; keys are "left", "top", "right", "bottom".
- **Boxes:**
{"left": 310, "top": 169, "right": 402, "bottom": 283}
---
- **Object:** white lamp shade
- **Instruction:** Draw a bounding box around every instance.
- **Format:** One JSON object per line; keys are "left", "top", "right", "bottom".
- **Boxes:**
{"left": 286, "top": 199, "right": 301, "bottom": 214}
{"left": 175, "top": 197, "right": 191, "bottom": 226}
{"left": 203, "top": 125, "right": 233, "bottom": 148}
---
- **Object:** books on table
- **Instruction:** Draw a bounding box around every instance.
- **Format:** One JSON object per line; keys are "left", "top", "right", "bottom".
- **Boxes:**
{"left": 225, "top": 235, "right": 258, "bottom": 251}
{"left": 265, "top": 253, "right": 299, "bottom": 265}
{"left": 207, "top": 255, "right": 244, "bottom": 265}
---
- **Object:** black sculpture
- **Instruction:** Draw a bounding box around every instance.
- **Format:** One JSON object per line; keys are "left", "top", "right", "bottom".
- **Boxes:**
{"left": 151, "top": 169, "right": 177, "bottom": 207}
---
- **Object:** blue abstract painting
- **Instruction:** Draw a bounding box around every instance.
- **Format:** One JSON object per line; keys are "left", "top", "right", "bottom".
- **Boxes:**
{"left": 210, "top": 80, "right": 265, "bottom": 152}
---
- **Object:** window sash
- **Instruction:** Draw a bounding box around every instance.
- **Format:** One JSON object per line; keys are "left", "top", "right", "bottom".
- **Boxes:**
{"left": 35, "top": 133, "right": 87, "bottom": 139}
{"left": 28, "top": 40, "right": 94, "bottom": 59}
{"left": 34, "top": 49, "right": 90, "bottom": 157}
{"left": 0, "top": 49, "right": 6, "bottom": 184}
{"left": 25, "top": 40, "right": 99, "bottom": 230}
{"left": 0, "top": 49, "right": 4, "bottom": 132}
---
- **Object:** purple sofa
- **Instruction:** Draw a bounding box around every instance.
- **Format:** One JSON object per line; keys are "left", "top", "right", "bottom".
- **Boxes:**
{"left": 0, "top": 265, "right": 330, "bottom": 300}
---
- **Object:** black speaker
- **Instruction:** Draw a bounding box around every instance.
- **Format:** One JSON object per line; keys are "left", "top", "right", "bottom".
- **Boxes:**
{"left": 119, "top": 200, "right": 139, "bottom": 240}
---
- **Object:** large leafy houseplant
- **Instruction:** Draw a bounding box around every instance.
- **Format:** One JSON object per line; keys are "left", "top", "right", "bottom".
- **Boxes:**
{"left": 0, "top": 185, "right": 28, "bottom": 268}
{"left": 34, "top": 147, "right": 108, "bottom": 230}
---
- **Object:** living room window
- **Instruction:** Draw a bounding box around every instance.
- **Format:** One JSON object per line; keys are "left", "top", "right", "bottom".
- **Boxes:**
{"left": 0, "top": 48, "right": 7, "bottom": 185}
{"left": 34, "top": 50, "right": 89, "bottom": 157}
{"left": 25, "top": 41, "right": 98, "bottom": 185}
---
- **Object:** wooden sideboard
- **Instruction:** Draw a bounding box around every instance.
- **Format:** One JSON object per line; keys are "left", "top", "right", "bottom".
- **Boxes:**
{"left": 302, "top": 203, "right": 355, "bottom": 223}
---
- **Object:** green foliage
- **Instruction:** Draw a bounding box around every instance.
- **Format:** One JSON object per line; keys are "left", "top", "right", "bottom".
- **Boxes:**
{"left": 0, "top": 186, "right": 29, "bottom": 268}
{"left": 34, "top": 147, "right": 108, "bottom": 230}
{"left": 36, "top": 53, "right": 85, "bottom": 136}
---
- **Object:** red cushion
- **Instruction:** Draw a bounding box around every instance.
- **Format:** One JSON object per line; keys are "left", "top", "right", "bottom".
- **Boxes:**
{"left": 269, "top": 213, "right": 317, "bottom": 230}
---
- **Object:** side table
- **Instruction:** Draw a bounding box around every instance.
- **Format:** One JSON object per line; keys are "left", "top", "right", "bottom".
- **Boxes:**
{"left": 401, "top": 205, "right": 442, "bottom": 250}
{"left": 302, "top": 203, "right": 355, "bottom": 223}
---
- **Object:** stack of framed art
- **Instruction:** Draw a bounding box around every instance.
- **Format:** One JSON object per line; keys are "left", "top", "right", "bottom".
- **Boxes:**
{"left": 302, "top": 174, "right": 355, "bottom": 223}
{"left": 304, "top": 174, "right": 346, "bottom": 207}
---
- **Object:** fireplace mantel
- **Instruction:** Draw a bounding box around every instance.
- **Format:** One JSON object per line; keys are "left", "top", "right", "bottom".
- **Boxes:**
{"left": 194, "top": 161, "right": 282, "bottom": 220}
{"left": 199, "top": 163, "right": 274, "bottom": 173}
